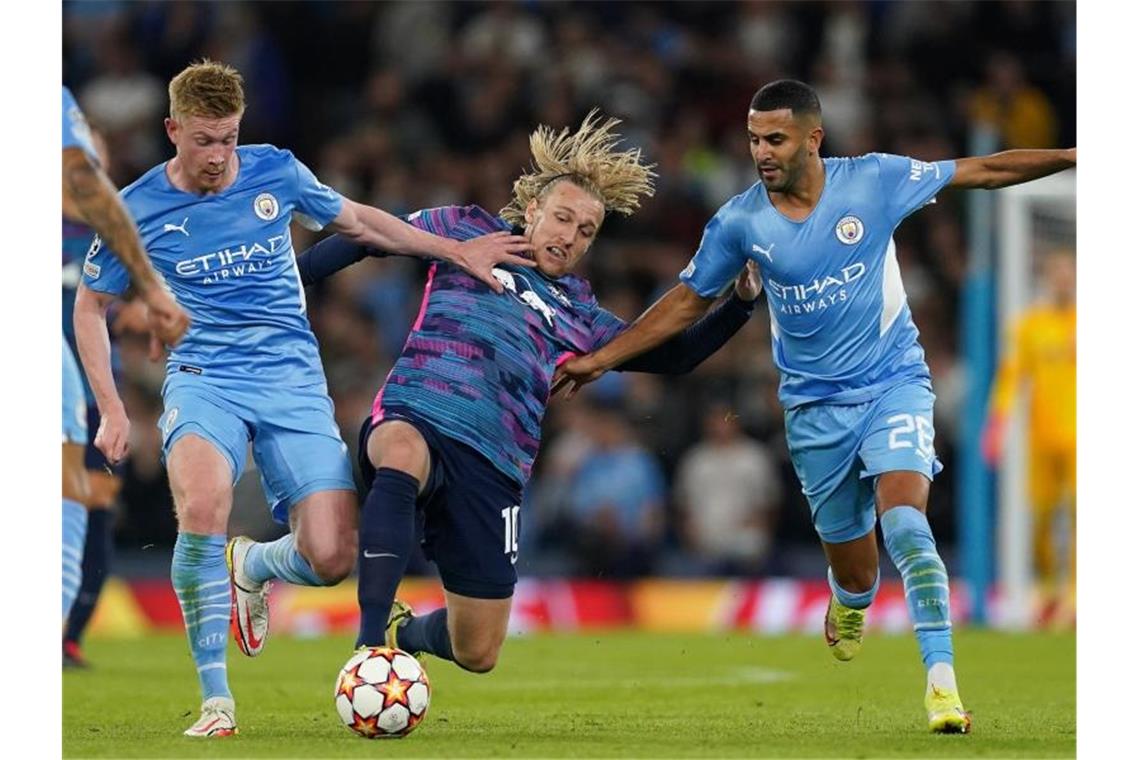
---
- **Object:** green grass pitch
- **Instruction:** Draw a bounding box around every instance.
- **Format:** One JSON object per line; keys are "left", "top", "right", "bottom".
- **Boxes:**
{"left": 64, "top": 629, "right": 1074, "bottom": 758}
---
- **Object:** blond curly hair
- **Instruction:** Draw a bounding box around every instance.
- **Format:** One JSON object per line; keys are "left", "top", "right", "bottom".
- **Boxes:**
{"left": 500, "top": 109, "right": 656, "bottom": 227}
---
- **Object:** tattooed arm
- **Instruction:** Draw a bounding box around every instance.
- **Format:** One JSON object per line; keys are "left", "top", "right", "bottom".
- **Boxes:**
{"left": 62, "top": 146, "right": 189, "bottom": 347}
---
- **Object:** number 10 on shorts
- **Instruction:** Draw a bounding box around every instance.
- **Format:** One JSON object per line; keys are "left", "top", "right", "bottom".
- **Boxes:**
{"left": 501, "top": 505, "right": 520, "bottom": 563}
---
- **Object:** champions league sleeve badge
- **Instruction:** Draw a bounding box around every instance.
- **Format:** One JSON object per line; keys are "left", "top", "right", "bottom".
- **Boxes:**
{"left": 254, "top": 192, "right": 280, "bottom": 221}
{"left": 835, "top": 215, "right": 865, "bottom": 245}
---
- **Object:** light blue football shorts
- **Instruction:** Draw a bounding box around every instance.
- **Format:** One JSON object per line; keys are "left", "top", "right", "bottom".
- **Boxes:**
{"left": 62, "top": 338, "right": 88, "bottom": 445}
{"left": 159, "top": 375, "right": 355, "bottom": 523}
{"left": 784, "top": 378, "right": 943, "bottom": 544}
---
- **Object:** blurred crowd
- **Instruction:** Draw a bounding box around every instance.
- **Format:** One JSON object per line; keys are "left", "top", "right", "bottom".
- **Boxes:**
{"left": 63, "top": 0, "right": 1075, "bottom": 578}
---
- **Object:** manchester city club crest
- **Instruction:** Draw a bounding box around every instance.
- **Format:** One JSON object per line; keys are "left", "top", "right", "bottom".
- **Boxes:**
{"left": 254, "top": 192, "right": 279, "bottom": 221}
{"left": 835, "top": 215, "right": 865, "bottom": 245}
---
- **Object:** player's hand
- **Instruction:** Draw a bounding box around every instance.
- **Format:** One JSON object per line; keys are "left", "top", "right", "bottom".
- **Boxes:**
{"left": 142, "top": 287, "right": 190, "bottom": 349}
{"left": 980, "top": 414, "right": 1006, "bottom": 467}
{"left": 95, "top": 405, "right": 131, "bottom": 465}
{"left": 551, "top": 353, "right": 606, "bottom": 399}
{"left": 110, "top": 299, "right": 151, "bottom": 336}
{"left": 734, "top": 260, "right": 762, "bottom": 301}
{"left": 451, "top": 231, "right": 536, "bottom": 293}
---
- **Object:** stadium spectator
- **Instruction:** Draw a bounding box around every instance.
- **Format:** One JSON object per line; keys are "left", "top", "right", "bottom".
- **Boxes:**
{"left": 565, "top": 399, "right": 668, "bottom": 578}
{"left": 675, "top": 403, "right": 781, "bottom": 576}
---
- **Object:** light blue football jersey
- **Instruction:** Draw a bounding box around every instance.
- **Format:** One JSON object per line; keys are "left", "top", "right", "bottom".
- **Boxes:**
{"left": 680, "top": 153, "right": 956, "bottom": 408}
{"left": 80, "top": 144, "right": 344, "bottom": 387}
{"left": 62, "top": 86, "right": 98, "bottom": 161}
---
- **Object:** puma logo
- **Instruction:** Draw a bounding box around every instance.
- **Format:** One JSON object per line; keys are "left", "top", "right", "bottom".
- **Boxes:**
{"left": 163, "top": 217, "right": 190, "bottom": 236}
{"left": 752, "top": 242, "right": 775, "bottom": 262}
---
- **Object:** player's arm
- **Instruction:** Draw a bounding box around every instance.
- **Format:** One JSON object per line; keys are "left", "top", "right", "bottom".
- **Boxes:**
{"left": 62, "top": 146, "right": 189, "bottom": 347}
{"left": 327, "top": 200, "right": 533, "bottom": 293}
{"left": 616, "top": 262, "right": 760, "bottom": 375}
{"left": 294, "top": 233, "right": 377, "bottom": 287}
{"left": 950, "top": 148, "right": 1076, "bottom": 190}
{"left": 73, "top": 284, "right": 130, "bottom": 464}
{"left": 554, "top": 284, "right": 716, "bottom": 396}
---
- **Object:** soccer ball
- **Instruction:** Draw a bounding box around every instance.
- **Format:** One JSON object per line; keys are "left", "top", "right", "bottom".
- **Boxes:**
{"left": 334, "top": 647, "right": 431, "bottom": 739}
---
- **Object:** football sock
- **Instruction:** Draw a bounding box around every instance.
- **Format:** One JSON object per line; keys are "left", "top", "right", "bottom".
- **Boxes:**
{"left": 62, "top": 499, "right": 88, "bottom": 619}
{"left": 172, "top": 532, "right": 232, "bottom": 701}
{"left": 927, "top": 661, "right": 958, "bottom": 692}
{"left": 65, "top": 507, "right": 112, "bottom": 645}
{"left": 881, "top": 506, "right": 954, "bottom": 669}
{"left": 243, "top": 533, "right": 326, "bottom": 586}
{"left": 356, "top": 467, "right": 420, "bottom": 648}
{"left": 397, "top": 609, "right": 455, "bottom": 662}
{"left": 827, "top": 566, "right": 879, "bottom": 610}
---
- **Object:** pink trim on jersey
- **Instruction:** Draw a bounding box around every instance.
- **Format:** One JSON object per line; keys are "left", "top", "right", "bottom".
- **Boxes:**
{"left": 410, "top": 262, "right": 438, "bottom": 333}
{"left": 371, "top": 262, "right": 439, "bottom": 425}
{"left": 554, "top": 351, "right": 578, "bottom": 367}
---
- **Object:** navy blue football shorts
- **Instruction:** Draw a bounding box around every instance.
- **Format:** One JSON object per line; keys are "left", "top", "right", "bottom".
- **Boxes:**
{"left": 358, "top": 410, "right": 522, "bottom": 600}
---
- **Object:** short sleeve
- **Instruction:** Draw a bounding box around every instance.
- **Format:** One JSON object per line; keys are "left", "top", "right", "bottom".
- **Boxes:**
{"left": 290, "top": 153, "right": 344, "bottom": 231}
{"left": 872, "top": 153, "right": 957, "bottom": 223}
{"left": 79, "top": 234, "right": 130, "bottom": 296}
{"left": 62, "top": 87, "right": 99, "bottom": 163}
{"left": 678, "top": 205, "right": 747, "bottom": 298}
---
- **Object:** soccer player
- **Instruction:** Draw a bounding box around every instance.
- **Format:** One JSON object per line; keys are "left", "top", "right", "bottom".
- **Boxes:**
{"left": 73, "top": 60, "right": 533, "bottom": 738}
{"left": 983, "top": 247, "right": 1076, "bottom": 625}
{"left": 291, "top": 111, "right": 760, "bottom": 676}
{"left": 62, "top": 126, "right": 152, "bottom": 668}
{"left": 62, "top": 86, "right": 189, "bottom": 627}
{"left": 555, "top": 80, "right": 1077, "bottom": 733}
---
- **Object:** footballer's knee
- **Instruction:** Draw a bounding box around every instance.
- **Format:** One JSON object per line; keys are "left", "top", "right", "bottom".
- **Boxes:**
{"left": 172, "top": 482, "right": 232, "bottom": 533}
{"left": 452, "top": 638, "right": 502, "bottom": 673}
{"left": 297, "top": 534, "right": 356, "bottom": 584}
{"left": 368, "top": 421, "right": 430, "bottom": 488}
{"left": 875, "top": 472, "right": 930, "bottom": 513}
{"left": 832, "top": 564, "right": 879, "bottom": 594}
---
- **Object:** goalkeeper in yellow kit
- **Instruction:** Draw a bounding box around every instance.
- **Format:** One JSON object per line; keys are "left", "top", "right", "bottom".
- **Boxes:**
{"left": 983, "top": 248, "right": 1076, "bottom": 625}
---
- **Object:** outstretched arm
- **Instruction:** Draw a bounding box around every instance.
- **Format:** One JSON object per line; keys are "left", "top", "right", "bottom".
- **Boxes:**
{"left": 62, "top": 146, "right": 189, "bottom": 347}
{"left": 617, "top": 262, "right": 760, "bottom": 374}
{"left": 950, "top": 148, "right": 1075, "bottom": 190}
{"left": 295, "top": 234, "right": 378, "bottom": 287}
{"left": 554, "top": 283, "right": 716, "bottom": 396}
{"left": 328, "top": 200, "right": 533, "bottom": 293}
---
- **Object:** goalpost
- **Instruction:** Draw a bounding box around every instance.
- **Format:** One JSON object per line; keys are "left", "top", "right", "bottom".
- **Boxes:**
{"left": 993, "top": 171, "right": 1076, "bottom": 630}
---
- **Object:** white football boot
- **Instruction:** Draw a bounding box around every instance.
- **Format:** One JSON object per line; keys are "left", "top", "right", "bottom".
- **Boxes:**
{"left": 183, "top": 696, "right": 237, "bottom": 737}
{"left": 226, "top": 536, "right": 271, "bottom": 657}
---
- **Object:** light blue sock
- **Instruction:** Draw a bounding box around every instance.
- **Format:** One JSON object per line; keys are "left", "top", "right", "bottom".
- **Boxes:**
{"left": 880, "top": 506, "right": 954, "bottom": 669}
{"left": 172, "top": 533, "right": 232, "bottom": 701}
{"left": 62, "top": 499, "right": 88, "bottom": 619}
{"left": 242, "top": 533, "right": 327, "bottom": 586}
{"left": 827, "top": 566, "right": 880, "bottom": 610}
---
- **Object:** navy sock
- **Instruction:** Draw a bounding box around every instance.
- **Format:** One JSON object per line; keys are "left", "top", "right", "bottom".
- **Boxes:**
{"left": 396, "top": 608, "right": 455, "bottom": 662}
{"left": 65, "top": 508, "right": 112, "bottom": 645}
{"left": 356, "top": 467, "right": 420, "bottom": 648}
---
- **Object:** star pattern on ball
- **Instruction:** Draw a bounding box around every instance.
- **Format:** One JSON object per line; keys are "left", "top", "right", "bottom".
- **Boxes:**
{"left": 337, "top": 663, "right": 366, "bottom": 701}
{"left": 349, "top": 711, "right": 383, "bottom": 739}
{"left": 379, "top": 671, "right": 412, "bottom": 710}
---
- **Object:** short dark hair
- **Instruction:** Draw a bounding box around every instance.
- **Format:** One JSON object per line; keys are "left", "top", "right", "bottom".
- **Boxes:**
{"left": 749, "top": 79, "right": 821, "bottom": 118}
